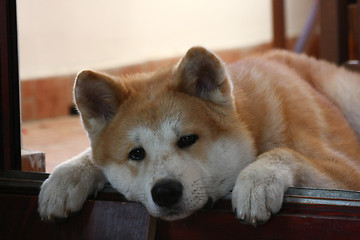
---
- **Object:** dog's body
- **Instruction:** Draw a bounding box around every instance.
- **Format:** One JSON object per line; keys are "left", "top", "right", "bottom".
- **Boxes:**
{"left": 38, "top": 47, "right": 360, "bottom": 226}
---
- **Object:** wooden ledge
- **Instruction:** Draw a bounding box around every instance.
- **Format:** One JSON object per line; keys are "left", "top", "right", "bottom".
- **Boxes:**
{"left": 1, "top": 170, "right": 360, "bottom": 239}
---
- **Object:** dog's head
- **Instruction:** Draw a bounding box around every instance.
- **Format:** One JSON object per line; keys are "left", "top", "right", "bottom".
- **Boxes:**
{"left": 74, "top": 47, "right": 255, "bottom": 220}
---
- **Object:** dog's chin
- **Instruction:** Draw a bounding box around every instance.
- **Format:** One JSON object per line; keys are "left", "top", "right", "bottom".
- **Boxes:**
{"left": 154, "top": 198, "right": 214, "bottom": 221}
{"left": 159, "top": 210, "right": 194, "bottom": 221}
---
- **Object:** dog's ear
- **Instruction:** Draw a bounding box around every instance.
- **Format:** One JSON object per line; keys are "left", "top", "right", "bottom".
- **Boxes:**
{"left": 173, "top": 46, "right": 233, "bottom": 106}
{"left": 74, "top": 70, "right": 128, "bottom": 138}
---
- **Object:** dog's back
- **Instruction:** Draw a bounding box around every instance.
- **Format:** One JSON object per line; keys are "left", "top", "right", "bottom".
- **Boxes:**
{"left": 263, "top": 51, "right": 360, "bottom": 140}
{"left": 228, "top": 51, "right": 360, "bottom": 191}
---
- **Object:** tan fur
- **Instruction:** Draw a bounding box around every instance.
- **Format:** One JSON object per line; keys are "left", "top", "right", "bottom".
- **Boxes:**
{"left": 230, "top": 52, "right": 360, "bottom": 189}
{"left": 38, "top": 47, "right": 360, "bottom": 226}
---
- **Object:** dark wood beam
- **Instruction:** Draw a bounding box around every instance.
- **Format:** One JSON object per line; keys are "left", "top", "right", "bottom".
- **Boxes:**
{"left": 272, "top": 0, "right": 286, "bottom": 49}
{"left": 0, "top": 0, "right": 21, "bottom": 170}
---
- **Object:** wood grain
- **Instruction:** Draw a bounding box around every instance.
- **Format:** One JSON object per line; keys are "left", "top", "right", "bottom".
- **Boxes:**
{"left": 0, "top": 194, "right": 155, "bottom": 240}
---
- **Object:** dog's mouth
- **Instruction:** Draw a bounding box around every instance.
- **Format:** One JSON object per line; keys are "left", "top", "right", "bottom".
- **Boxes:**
{"left": 159, "top": 197, "right": 214, "bottom": 221}
{"left": 160, "top": 209, "right": 193, "bottom": 221}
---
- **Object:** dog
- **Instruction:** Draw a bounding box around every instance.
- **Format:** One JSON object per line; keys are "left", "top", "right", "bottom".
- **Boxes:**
{"left": 38, "top": 46, "right": 360, "bottom": 226}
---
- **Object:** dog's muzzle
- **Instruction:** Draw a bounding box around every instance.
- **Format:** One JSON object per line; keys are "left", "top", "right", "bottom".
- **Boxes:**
{"left": 151, "top": 179, "right": 183, "bottom": 208}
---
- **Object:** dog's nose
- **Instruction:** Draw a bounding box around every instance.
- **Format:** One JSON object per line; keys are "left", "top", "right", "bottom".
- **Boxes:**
{"left": 151, "top": 179, "right": 183, "bottom": 208}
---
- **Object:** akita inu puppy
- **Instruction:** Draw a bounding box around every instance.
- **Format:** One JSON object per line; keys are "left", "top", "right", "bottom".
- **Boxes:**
{"left": 38, "top": 47, "right": 360, "bottom": 226}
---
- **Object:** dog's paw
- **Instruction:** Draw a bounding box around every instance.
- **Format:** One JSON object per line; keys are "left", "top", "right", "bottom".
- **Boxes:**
{"left": 38, "top": 174, "right": 87, "bottom": 221}
{"left": 231, "top": 167, "right": 285, "bottom": 226}
{"left": 38, "top": 156, "right": 106, "bottom": 221}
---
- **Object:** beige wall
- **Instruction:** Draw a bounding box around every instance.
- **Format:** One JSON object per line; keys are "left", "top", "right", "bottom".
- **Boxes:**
{"left": 17, "top": 0, "right": 314, "bottom": 80}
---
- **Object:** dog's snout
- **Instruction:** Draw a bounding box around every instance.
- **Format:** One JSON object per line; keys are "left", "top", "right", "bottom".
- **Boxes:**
{"left": 151, "top": 179, "right": 183, "bottom": 208}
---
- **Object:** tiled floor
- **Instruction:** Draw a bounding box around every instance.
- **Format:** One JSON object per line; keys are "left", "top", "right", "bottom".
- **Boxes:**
{"left": 22, "top": 116, "right": 90, "bottom": 173}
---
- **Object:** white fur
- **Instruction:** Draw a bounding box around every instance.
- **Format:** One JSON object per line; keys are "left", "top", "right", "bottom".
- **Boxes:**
{"left": 38, "top": 149, "right": 106, "bottom": 220}
{"left": 104, "top": 119, "right": 211, "bottom": 220}
{"left": 232, "top": 149, "right": 297, "bottom": 225}
{"left": 97, "top": 114, "right": 255, "bottom": 220}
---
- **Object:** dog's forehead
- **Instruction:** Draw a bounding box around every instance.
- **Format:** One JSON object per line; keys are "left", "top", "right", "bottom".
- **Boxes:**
{"left": 121, "top": 86, "right": 191, "bottom": 128}
{"left": 127, "top": 116, "right": 182, "bottom": 144}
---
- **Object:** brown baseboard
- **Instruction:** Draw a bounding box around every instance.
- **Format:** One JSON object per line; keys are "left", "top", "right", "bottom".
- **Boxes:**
{"left": 21, "top": 41, "right": 303, "bottom": 122}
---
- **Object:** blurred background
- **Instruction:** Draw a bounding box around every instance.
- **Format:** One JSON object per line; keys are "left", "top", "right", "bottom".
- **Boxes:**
{"left": 17, "top": 0, "right": 314, "bottom": 80}
{"left": 19, "top": 0, "right": 352, "bottom": 172}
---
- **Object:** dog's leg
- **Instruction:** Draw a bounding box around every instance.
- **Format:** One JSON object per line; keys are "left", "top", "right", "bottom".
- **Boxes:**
{"left": 232, "top": 147, "right": 339, "bottom": 226}
{"left": 38, "top": 148, "right": 106, "bottom": 221}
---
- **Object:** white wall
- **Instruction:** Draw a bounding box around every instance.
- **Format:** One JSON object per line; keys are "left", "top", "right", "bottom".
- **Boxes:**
{"left": 17, "top": 0, "right": 314, "bottom": 80}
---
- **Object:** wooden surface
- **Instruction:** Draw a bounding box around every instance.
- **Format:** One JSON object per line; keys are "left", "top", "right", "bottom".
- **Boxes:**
{"left": 1, "top": 193, "right": 360, "bottom": 240}
{"left": 0, "top": 194, "right": 155, "bottom": 240}
{"left": 157, "top": 201, "right": 360, "bottom": 240}
{"left": 1, "top": 171, "right": 360, "bottom": 240}
{"left": 0, "top": 171, "right": 156, "bottom": 240}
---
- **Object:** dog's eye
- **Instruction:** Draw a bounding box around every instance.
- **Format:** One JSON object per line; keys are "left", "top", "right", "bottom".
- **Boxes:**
{"left": 177, "top": 134, "right": 199, "bottom": 148}
{"left": 129, "top": 147, "right": 146, "bottom": 161}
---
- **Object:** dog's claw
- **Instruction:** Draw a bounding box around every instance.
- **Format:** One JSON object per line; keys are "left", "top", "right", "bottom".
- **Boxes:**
{"left": 251, "top": 218, "right": 257, "bottom": 227}
{"left": 267, "top": 210, "right": 271, "bottom": 217}
{"left": 237, "top": 212, "right": 246, "bottom": 221}
{"left": 64, "top": 209, "right": 70, "bottom": 218}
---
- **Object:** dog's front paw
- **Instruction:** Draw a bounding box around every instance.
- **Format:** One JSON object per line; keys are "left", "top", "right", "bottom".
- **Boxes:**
{"left": 231, "top": 167, "right": 285, "bottom": 226}
{"left": 38, "top": 153, "right": 106, "bottom": 221}
{"left": 38, "top": 173, "right": 87, "bottom": 221}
